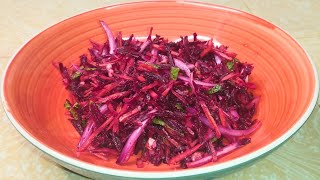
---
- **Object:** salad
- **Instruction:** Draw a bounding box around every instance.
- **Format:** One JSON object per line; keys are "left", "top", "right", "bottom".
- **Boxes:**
{"left": 57, "top": 20, "right": 261, "bottom": 169}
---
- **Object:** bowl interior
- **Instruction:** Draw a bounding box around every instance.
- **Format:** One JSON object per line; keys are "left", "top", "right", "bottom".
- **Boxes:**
{"left": 2, "top": 1, "right": 316, "bottom": 174}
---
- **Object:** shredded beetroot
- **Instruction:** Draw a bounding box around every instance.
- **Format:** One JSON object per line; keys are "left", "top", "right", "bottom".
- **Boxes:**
{"left": 57, "top": 20, "right": 261, "bottom": 169}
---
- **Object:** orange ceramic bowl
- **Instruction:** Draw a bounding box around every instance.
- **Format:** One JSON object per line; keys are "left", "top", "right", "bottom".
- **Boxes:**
{"left": 1, "top": 1, "right": 318, "bottom": 179}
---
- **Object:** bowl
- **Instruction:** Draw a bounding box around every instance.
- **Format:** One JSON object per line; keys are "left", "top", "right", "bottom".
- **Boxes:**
{"left": 1, "top": 1, "right": 318, "bottom": 179}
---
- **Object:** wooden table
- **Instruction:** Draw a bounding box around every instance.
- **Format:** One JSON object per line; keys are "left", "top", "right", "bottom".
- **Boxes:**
{"left": 0, "top": 0, "right": 319, "bottom": 179}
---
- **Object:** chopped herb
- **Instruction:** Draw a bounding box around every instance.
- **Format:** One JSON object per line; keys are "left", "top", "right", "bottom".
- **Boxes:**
{"left": 71, "top": 71, "right": 81, "bottom": 79}
{"left": 208, "top": 84, "right": 222, "bottom": 94}
{"left": 64, "top": 100, "right": 79, "bottom": 120}
{"left": 211, "top": 137, "right": 218, "bottom": 142}
{"left": 81, "top": 120, "right": 87, "bottom": 127}
{"left": 226, "top": 61, "right": 234, "bottom": 70}
{"left": 73, "top": 102, "right": 80, "bottom": 109}
{"left": 85, "top": 67, "right": 97, "bottom": 71}
{"left": 146, "top": 62, "right": 160, "bottom": 69}
{"left": 152, "top": 117, "right": 165, "bottom": 126}
{"left": 152, "top": 64, "right": 160, "bottom": 69}
{"left": 227, "top": 58, "right": 239, "bottom": 70}
{"left": 187, "top": 87, "right": 192, "bottom": 93}
{"left": 64, "top": 100, "right": 72, "bottom": 109}
{"left": 175, "top": 103, "right": 183, "bottom": 110}
{"left": 170, "top": 67, "right": 180, "bottom": 80}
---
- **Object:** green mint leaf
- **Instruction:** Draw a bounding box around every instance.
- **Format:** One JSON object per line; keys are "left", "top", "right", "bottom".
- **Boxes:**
{"left": 175, "top": 103, "right": 183, "bottom": 110}
{"left": 71, "top": 71, "right": 81, "bottom": 79}
{"left": 152, "top": 118, "right": 166, "bottom": 126}
{"left": 64, "top": 100, "right": 79, "bottom": 120}
{"left": 170, "top": 67, "right": 180, "bottom": 80}
{"left": 208, "top": 84, "right": 222, "bottom": 94}
{"left": 226, "top": 61, "right": 234, "bottom": 70}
